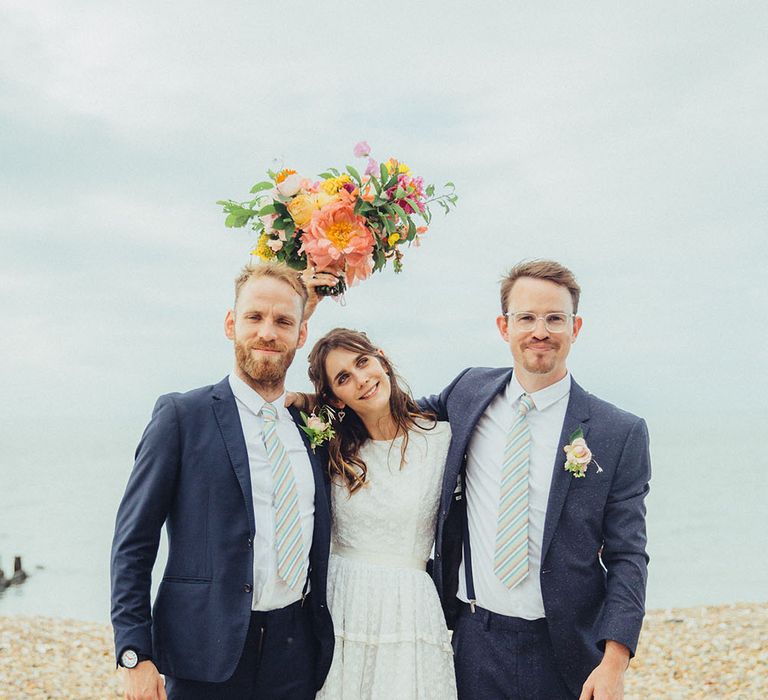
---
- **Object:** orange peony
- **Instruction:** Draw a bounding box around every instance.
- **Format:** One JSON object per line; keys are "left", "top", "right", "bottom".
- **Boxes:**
{"left": 300, "top": 196, "right": 374, "bottom": 286}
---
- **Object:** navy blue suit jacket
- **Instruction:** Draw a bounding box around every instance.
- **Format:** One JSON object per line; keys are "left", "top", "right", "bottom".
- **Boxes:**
{"left": 110, "top": 377, "right": 334, "bottom": 687}
{"left": 422, "top": 368, "right": 650, "bottom": 696}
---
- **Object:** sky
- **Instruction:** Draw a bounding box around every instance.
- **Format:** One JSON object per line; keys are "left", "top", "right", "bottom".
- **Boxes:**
{"left": 1, "top": 1, "right": 767, "bottom": 614}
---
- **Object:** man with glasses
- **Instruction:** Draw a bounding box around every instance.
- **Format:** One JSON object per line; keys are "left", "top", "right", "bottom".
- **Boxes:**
{"left": 423, "top": 260, "right": 650, "bottom": 700}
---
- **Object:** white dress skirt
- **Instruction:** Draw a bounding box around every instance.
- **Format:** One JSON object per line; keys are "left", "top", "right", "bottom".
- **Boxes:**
{"left": 316, "top": 421, "right": 457, "bottom": 700}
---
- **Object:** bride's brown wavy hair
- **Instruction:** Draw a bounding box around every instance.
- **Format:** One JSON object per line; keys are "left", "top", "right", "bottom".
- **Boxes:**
{"left": 307, "top": 328, "right": 435, "bottom": 493}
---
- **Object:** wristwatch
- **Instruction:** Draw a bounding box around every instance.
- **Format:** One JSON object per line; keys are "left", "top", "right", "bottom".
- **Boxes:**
{"left": 119, "top": 648, "right": 152, "bottom": 669}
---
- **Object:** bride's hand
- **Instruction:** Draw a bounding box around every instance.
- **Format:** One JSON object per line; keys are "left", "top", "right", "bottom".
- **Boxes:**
{"left": 301, "top": 267, "right": 340, "bottom": 320}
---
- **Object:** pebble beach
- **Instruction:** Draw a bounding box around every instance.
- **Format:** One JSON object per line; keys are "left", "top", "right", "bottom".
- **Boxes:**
{"left": 0, "top": 603, "right": 765, "bottom": 699}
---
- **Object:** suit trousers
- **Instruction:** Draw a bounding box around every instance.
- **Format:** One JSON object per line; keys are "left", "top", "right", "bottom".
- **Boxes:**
{"left": 452, "top": 604, "right": 576, "bottom": 700}
{"left": 165, "top": 598, "right": 317, "bottom": 700}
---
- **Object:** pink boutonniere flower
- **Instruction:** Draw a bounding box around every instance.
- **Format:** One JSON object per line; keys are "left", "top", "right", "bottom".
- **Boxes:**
{"left": 563, "top": 429, "right": 602, "bottom": 478}
{"left": 299, "top": 407, "right": 337, "bottom": 452}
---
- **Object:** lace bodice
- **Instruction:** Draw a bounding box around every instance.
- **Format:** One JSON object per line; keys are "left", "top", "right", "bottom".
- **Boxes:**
{"left": 329, "top": 421, "right": 451, "bottom": 565}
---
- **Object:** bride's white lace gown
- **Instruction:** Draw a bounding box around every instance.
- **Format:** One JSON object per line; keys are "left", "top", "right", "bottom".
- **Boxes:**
{"left": 316, "top": 421, "right": 457, "bottom": 700}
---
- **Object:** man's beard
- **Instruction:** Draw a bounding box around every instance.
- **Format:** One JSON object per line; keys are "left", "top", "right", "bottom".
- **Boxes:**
{"left": 520, "top": 340, "right": 560, "bottom": 374}
{"left": 234, "top": 338, "right": 296, "bottom": 387}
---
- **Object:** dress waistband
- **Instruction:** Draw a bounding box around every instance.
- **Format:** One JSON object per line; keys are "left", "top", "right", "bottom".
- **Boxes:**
{"left": 332, "top": 544, "right": 427, "bottom": 571}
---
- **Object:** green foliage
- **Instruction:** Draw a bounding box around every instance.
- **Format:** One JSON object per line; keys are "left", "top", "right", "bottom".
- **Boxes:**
{"left": 390, "top": 203, "right": 408, "bottom": 226}
{"left": 346, "top": 165, "right": 361, "bottom": 184}
{"left": 250, "top": 181, "right": 274, "bottom": 194}
{"left": 217, "top": 201, "right": 256, "bottom": 228}
{"left": 372, "top": 248, "right": 387, "bottom": 272}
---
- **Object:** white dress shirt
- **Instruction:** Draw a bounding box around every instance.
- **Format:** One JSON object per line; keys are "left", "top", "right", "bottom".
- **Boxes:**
{"left": 229, "top": 373, "right": 315, "bottom": 611}
{"left": 458, "top": 371, "right": 571, "bottom": 618}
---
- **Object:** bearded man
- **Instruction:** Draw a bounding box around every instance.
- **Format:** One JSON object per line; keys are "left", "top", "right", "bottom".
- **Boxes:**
{"left": 111, "top": 262, "right": 337, "bottom": 700}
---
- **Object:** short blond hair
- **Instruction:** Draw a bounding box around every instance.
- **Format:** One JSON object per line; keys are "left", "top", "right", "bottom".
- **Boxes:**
{"left": 234, "top": 262, "right": 308, "bottom": 313}
{"left": 500, "top": 260, "right": 581, "bottom": 315}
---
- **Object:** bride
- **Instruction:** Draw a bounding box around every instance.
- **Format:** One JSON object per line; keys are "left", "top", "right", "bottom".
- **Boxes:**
{"left": 307, "top": 328, "right": 457, "bottom": 699}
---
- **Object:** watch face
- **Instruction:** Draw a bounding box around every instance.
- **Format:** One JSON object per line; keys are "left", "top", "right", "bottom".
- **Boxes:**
{"left": 121, "top": 649, "right": 139, "bottom": 669}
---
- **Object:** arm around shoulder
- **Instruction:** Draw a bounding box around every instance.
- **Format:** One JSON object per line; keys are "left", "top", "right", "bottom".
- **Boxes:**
{"left": 417, "top": 367, "right": 472, "bottom": 420}
{"left": 111, "top": 394, "right": 182, "bottom": 662}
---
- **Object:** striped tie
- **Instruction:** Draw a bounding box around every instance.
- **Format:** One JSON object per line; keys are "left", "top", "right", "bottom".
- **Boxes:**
{"left": 261, "top": 402, "right": 305, "bottom": 592}
{"left": 494, "top": 394, "right": 535, "bottom": 589}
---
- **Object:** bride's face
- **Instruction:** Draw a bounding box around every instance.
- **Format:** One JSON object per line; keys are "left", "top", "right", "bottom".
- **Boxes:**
{"left": 323, "top": 347, "right": 392, "bottom": 421}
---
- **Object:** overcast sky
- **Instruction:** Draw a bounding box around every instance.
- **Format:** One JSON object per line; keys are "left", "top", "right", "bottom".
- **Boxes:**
{"left": 1, "top": 1, "right": 767, "bottom": 610}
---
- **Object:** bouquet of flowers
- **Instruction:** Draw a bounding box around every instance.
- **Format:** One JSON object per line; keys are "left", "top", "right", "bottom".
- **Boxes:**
{"left": 218, "top": 142, "right": 457, "bottom": 295}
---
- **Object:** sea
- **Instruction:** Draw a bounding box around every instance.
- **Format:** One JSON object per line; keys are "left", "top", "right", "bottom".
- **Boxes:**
{"left": 1, "top": 402, "right": 765, "bottom": 624}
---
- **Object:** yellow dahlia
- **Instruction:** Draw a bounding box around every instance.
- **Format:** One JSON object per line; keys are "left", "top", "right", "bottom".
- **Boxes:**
{"left": 321, "top": 174, "right": 352, "bottom": 195}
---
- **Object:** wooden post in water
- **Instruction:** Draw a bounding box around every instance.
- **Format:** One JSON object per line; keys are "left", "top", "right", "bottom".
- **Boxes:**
{"left": 11, "top": 556, "right": 28, "bottom": 585}
{"left": 0, "top": 559, "right": 7, "bottom": 590}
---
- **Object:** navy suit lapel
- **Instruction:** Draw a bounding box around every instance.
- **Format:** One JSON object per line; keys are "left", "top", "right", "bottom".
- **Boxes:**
{"left": 441, "top": 368, "right": 513, "bottom": 515}
{"left": 288, "top": 406, "right": 332, "bottom": 515}
{"left": 211, "top": 377, "right": 256, "bottom": 535}
{"left": 541, "top": 378, "right": 591, "bottom": 561}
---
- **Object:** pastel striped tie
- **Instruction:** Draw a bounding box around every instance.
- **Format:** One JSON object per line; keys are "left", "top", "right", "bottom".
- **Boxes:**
{"left": 261, "top": 402, "right": 305, "bottom": 592}
{"left": 494, "top": 394, "right": 535, "bottom": 589}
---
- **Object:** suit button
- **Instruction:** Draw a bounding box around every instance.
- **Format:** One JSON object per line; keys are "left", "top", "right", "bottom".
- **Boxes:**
{"left": 436, "top": 552, "right": 441, "bottom": 558}
{"left": 247, "top": 538, "right": 252, "bottom": 548}
{"left": 243, "top": 584, "right": 252, "bottom": 593}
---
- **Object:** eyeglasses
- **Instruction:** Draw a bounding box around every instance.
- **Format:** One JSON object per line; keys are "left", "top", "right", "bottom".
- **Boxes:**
{"left": 504, "top": 312, "right": 576, "bottom": 333}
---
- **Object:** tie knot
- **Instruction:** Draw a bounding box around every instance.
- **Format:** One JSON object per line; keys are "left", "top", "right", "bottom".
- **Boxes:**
{"left": 517, "top": 394, "right": 534, "bottom": 416}
{"left": 261, "top": 402, "right": 278, "bottom": 422}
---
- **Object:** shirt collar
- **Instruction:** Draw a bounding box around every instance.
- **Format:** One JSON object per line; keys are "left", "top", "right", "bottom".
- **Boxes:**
{"left": 228, "top": 372, "right": 290, "bottom": 420}
{"left": 506, "top": 371, "right": 571, "bottom": 412}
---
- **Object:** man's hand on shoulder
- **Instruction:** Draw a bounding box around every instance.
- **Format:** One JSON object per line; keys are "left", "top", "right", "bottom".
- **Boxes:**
{"left": 124, "top": 660, "right": 166, "bottom": 700}
{"left": 285, "top": 391, "right": 317, "bottom": 411}
{"left": 578, "top": 640, "right": 629, "bottom": 700}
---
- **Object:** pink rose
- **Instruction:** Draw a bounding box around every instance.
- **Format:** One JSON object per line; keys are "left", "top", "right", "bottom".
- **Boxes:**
{"left": 353, "top": 141, "right": 371, "bottom": 158}
{"left": 307, "top": 416, "right": 326, "bottom": 431}
{"left": 266, "top": 238, "right": 284, "bottom": 252}
{"left": 564, "top": 438, "right": 592, "bottom": 465}
{"left": 276, "top": 173, "right": 303, "bottom": 198}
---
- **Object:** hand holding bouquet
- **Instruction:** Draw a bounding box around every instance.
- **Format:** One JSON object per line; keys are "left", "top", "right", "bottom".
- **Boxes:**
{"left": 218, "top": 142, "right": 457, "bottom": 296}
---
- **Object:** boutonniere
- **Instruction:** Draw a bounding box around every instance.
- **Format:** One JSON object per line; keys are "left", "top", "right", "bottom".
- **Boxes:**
{"left": 563, "top": 428, "right": 603, "bottom": 478}
{"left": 299, "top": 407, "right": 336, "bottom": 452}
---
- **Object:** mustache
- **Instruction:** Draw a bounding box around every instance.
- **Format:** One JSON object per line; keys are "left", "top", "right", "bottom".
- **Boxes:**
{"left": 249, "top": 341, "right": 286, "bottom": 352}
{"left": 525, "top": 341, "right": 557, "bottom": 350}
